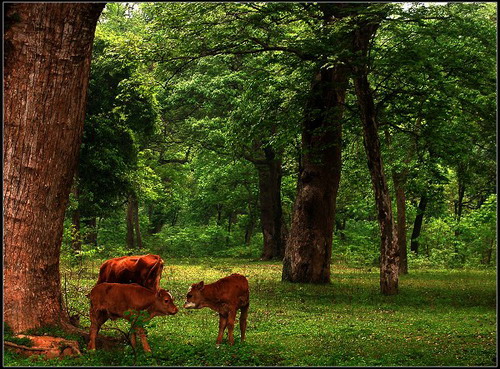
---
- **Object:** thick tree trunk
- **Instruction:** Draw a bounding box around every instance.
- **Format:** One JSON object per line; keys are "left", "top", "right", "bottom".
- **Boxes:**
{"left": 256, "top": 147, "right": 285, "bottom": 260}
{"left": 353, "top": 21, "right": 399, "bottom": 295}
{"left": 384, "top": 130, "right": 409, "bottom": 275}
{"left": 393, "top": 172, "right": 408, "bottom": 275}
{"left": 71, "top": 181, "right": 82, "bottom": 256}
{"left": 410, "top": 195, "right": 427, "bottom": 254}
{"left": 282, "top": 65, "right": 347, "bottom": 283}
{"left": 3, "top": 3, "right": 103, "bottom": 333}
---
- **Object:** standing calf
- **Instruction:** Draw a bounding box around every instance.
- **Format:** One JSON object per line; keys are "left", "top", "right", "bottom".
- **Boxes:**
{"left": 184, "top": 273, "right": 249, "bottom": 345}
{"left": 88, "top": 283, "right": 178, "bottom": 352}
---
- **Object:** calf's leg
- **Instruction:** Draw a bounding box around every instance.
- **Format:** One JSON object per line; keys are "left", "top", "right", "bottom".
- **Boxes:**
{"left": 239, "top": 304, "right": 249, "bottom": 342}
{"left": 216, "top": 313, "right": 227, "bottom": 345}
{"left": 88, "top": 309, "right": 108, "bottom": 350}
{"left": 137, "top": 328, "right": 152, "bottom": 352}
{"left": 226, "top": 310, "right": 237, "bottom": 345}
{"left": 130, "top": 329, "right": 137, "bottom": 349}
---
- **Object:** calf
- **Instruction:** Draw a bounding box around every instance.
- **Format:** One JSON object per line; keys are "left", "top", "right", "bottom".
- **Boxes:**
{"left": 184, "top": 273, "right": 249, "bottom": 345}
{"left": 88, "top": 283, "right": 178, "bottom": 352}
{"left": 96, "top": 254, "right": 164, "bottom": 291}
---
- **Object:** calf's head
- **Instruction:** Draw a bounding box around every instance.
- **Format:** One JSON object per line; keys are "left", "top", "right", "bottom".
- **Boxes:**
{"left": 154, "top": 289, "right": 178, "bottom": 315}
{"left": 184, "top": 281, "right": 205, "bottom": 309}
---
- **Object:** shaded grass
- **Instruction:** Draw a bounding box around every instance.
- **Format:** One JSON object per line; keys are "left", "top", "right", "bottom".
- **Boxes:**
{"left": 4, "top": 257, "right": 497, "bottom": 366}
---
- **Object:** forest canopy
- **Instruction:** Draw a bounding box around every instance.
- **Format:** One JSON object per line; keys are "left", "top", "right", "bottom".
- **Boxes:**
{"left": 65, "top": 2, "right": 496, "bottom": 270}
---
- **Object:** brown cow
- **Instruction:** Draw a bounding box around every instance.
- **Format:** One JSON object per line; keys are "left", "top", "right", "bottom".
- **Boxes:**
{"left": 184, "top": 273, "right": 249, "bottom": 345}
{"left": 96, "top": 254, "right": 164, "bottom": 291}
{"left": 88, "top": 283, "right": 178, "bottom": 352}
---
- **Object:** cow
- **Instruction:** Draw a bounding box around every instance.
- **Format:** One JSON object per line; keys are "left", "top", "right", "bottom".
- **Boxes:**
{"left": 183, "top": 273, "right": 249, "bottom": 345}
{"left": 96, "top": 254, "right": 164, "bottom": 291}
{"left": 87, "top": 282, "right": 178, "bottom": 352}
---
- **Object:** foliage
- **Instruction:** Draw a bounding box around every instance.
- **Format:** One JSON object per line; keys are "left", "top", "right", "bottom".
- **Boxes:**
{"left": 62, "top": 2, "right": 497, "bottom": 269}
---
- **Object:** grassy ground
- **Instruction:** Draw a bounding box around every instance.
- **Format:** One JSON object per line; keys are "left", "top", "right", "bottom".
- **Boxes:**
{"left": 4, "top": 257, "right": 497, "bottom": 366}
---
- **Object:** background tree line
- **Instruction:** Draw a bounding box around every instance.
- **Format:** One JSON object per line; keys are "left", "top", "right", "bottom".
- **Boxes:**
{"left": 68, "top": 2, "right": 496, "bottom": 285}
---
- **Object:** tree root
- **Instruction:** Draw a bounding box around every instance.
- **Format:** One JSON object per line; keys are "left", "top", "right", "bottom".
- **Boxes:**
{"left": 60, "top": 321, "right": 124, "bottom": 351}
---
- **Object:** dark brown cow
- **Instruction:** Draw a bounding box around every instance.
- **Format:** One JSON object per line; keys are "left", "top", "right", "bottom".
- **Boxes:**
{"left": 88, "top": 283, "right": 178, "bottom": 352}
{"left": 184, "top": 273, "right": 249, "bottom": 345}
{"left": 96, "top": 254, "right": 164, "bottom": 291}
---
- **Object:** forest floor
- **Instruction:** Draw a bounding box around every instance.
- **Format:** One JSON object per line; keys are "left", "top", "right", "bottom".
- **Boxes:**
{"left": 4, "top": 257, "right": 497, "bottom": 367}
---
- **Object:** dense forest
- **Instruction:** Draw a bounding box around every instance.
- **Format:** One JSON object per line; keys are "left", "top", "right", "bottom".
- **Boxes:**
{"left": 66, "top": 2, "right": 496, "bottom": 271}
{"left": 3, "top": 2, "right": 496, "bottom": 366}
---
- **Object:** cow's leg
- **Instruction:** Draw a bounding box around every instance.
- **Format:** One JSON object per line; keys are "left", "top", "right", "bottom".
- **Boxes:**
{"left": 239, "top": 304, "right": 249, "bottom": 342}
{"left": 226, "top": 309, "right": 237, "bottom": 345}
{"left": 137, "top": 328, "right": 152, "bottom": 352}
{"left": 130, "top": 329, "right": 137, "bottom": 349}
{"left": 88, "top": 309, "right": 108, "bottom": 350}
{"left": 216, "top": 313, "right": 227, "bottom": 345}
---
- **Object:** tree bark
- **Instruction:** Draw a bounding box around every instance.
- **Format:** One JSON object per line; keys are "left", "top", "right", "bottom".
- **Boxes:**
{"left": 410, "top": 195, "right": 427, "bottom": 254}
{"left": 255, "top": 147, "right": 285, "bottom": 260}
{"left": 352, "top": 20, "right": 399, "bottom": 295}
{"left": 70, "top": 179, "right": 82, "bottom": 256}
{"left": 282, "top": 65, "right": 347, "bottom": 283}
{"left": 3, "top": 3, "right": 104, "bottom": 333}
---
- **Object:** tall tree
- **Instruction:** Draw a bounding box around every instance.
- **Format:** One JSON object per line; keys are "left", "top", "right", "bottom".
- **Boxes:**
{"left": 4, "top": 3, "right": 104, "bottom": 333}
{"left": 282, "top": 4, "right": 353, "bottom": 283}
{"left": 351, "top": 7, "right": 400, "bottom": 294}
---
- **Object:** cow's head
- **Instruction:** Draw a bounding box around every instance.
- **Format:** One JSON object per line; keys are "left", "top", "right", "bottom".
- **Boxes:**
{"left": 154, "top": 289, "right": 178, "bottom": 316}
{"left": 183, "top": 281, "right": 204, "bottom": 309}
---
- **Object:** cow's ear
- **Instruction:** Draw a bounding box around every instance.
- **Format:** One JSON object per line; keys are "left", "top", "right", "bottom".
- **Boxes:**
{"left": 198, "top": 281, "right": 204, "bottom": 290}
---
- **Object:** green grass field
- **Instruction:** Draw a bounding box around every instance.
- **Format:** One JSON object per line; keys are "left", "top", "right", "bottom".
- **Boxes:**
{"left": 4, "top": 257, "right": 497, "bottom": 366}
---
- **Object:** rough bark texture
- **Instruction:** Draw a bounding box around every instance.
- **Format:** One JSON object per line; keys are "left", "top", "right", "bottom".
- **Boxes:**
{"left": 282, "top": 65, "right": 347, "bottom": 283}
{"left": 352, "top": 20, "right": 399, "bottom": 295}
{"left": 71, "top": 179, "right": 82, "bottom": 255}
{"left": 410, "top": 195, "right": 427, "bottom": 254}
{"left": 255, "top": 147, "right": 285, "bottom": 260}
{"left": 3, "top": 3, "right": 104, "bottom": 333}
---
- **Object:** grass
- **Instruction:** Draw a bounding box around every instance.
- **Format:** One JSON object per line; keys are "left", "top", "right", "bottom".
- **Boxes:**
{"left": 3, "top": 257, "right": 497, "bottom": 366}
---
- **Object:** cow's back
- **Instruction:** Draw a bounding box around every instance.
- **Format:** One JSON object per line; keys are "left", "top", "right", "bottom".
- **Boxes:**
{"left": 96, "top": 254, "right": 163, "bottom": 289}
{"left": 213, "top": 273, "right": 249, "bottom": 307}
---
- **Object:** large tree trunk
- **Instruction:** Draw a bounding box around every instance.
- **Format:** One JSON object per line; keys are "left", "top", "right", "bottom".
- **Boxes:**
{"left": 71, "top": 179, "right": 82, "bottom": 256}
{"left": 282, "top": 65, "right": 347, "bottom": 283}
{"left": 352, "top": 20, "right": 399, "bottom": 295}
{"left": 383, "top": 130, "right": 409, "bottom": 275}
{"left": 256, "top": 147, "right": 285, "bottom": 260}
{"left": 410, "top": 195, "right": 427, "bottom": 254}
{"left": 3, "top": 3, "right": 104, "bottom": 333}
